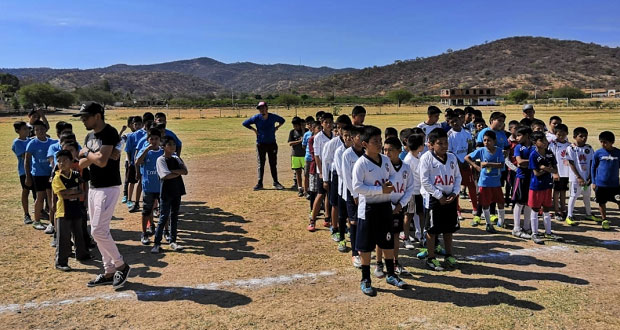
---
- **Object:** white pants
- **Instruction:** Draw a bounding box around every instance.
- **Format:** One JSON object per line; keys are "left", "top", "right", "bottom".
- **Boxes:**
{"left": 88, "top": 186, "right": 124, "bottom": 274}
{"left": 567, "top": 182, "right": 592, "bottom": 217}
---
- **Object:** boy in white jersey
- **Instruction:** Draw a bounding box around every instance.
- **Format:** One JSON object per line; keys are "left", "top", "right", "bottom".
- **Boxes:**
{"left": 447, "top": 111, "right": 477, "bottom": 221}
{"left": 419, "top": 128, "right": 461, "bottom": 271}
{"left": 311, "top": 113, "right": 334, "bottom": 228}
{"left": 546, "top": 116, "right": 562, "bottom": 143}
{"left": 416, "top": 106, "right": 442, "bottom": 153}
{"left": 353, "top": 126, "right": 407, "bottom": 296}
{"left": 334, "top": 124, "right": 353, "bottom": 252}
{"left": 549, "top": 123, "right": 571, "bottom": 221}
{"left": 403, "top": 129, "right": 425, "bottom": 249}
{"left": 566, "top": 127, "right": 598, "bottom": 225}
{"left": 341, "top": 126, "right": 365, "bottom": 267}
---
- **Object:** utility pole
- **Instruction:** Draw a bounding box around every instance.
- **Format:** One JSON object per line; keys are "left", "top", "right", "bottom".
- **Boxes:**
{"left": 231, "top": 88, "right": 234, "bottom": 107}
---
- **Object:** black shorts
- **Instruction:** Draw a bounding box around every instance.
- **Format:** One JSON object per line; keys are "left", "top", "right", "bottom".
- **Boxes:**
{"left": 346, "top": 192, "right": 358, "bottom": 221}
{"left": 595, "top": 186, "right": 620, "bottom": 204}
{"left": 19, "top": 175, "right": 33, "bottom": 190}
{"left": 406, "top": 194, "right": 424, "bottom": 215}
{"left": 512, "top": 176, "right": 530, "bottom": 205}
{"left": 126, "top": 164, "right": 138, "bottom": 184}
{"left": 33, "top": 175, "right": 51, "bottom": 192}
{"left": 392, "top": 209, "right": 404, "bottom": 233}
{"left": 553, "top": 177, "right": 569, "bottom": 191}
{"left": 318, "top": 177, "right": 327, "bottom": 195}
{"left": 338, "top": 196, "right": 348, "bottom": 221}
{"left": 355, "top": 202, "right": 394, "bottom": 252}
{"left": 142, "top": 192, "right": 160, "bottom": 216}
{"left": 425, "top": 196, "right": 459, "bottom": 235}
{"left": 329, "top": 171, "right": 339, "bottom": 207}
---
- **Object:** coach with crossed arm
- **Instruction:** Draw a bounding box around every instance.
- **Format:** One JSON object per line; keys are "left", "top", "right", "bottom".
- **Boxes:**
{"left": 242, "top": 101, "right": 285, "bottom": 191}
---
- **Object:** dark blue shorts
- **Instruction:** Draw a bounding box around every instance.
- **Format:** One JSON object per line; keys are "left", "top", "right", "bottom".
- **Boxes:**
{"left": 355, "top": 202, "right": 394, "bottom": 252}
{"left": 329, "top": 171, "right": 339, "bottom": 207}
{"left": 346, "top": 192, "right": 358, "bottom": 221}
{"left": 425, "top": 196, "right": 459, "bottom": 235}
{"left": 142, "top": 192, "right": 160, "bottom": 216}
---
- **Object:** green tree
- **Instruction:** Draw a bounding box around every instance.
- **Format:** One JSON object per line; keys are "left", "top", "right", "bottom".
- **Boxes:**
{"left": 11, "top": 96, "right": 20, "bottom": 110}
{"left": 75, "top": 87, "right": 116, "bottom": 106}
{"left": 99, "top": 79, "right": 111, "bottom": 92}
{"left": 388, "top": 89, "right": 413, "bottom": 107}
{"left": 0, "top": 73, "right": 20, "bottom": 92}
{"left": 552, "top": 86, "right": 586, "bottom": 99}
{"left": 300, "top": 94, "right": 309, "bottom": 105}
{"left": 276, "top": 93, "right": 300, "bottom": 110}
{"left": 507, "top": 89, "right": 530, "bottom": 103}
{"left": 18, "top": 83, "right": 68, "bottom": 109}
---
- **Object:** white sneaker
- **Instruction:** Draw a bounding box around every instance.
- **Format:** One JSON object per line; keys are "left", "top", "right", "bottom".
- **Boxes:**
{"left": 44, "top": 224, "right": 55, "bottom": 234}
{"left": 404, "top": 239, "right": 415, "bottom": 250}
{"left": 352, "top": 256, "right": 362, "bottom": 268}
{"left": 150, "top": 244, "right": 161, "bottom": 254}
{"left": 170, "top": 242, "right": 183, "bottom": 251}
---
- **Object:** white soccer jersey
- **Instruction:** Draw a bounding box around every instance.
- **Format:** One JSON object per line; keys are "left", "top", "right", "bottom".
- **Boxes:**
{"left": 419, "top": 151, "right": 462, "bottom": 208}
{"left": 403, "top": 152, "right": 422, "bottom": 194}
{"left": 333, "top": 144, "right": 346, "bottom": 196}
{"left": 389, "top": 162, "right": 415, "bottom": 208}
{"left": 313, "top": 130, "right": 333, "bottom": 175}
{"left": 448, "top": 128, "right": 473, "bottom": 163}
{"left": 546, "top": 132, "right": 556, "bottom": 143}
{"left": 352, "top": 154, "right": 396, "bottom": 220}
{"left": 566, "top": 143, "right": 594, "bottom": 182}
{"left": 549, "top": 140, "right": 571, "bottom": 178}
{"left": 341, "top": 147, "right": 364, "bottom": 198}
{"left": 321, "top": 136, "right": 343, "bottom": 181}
{"left": 416, "top": 122, "right": 442, "bottom": 153}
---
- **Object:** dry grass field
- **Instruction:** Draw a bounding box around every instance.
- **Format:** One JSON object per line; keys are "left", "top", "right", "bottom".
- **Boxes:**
{"left": 0, "top": 105, "right": 619, "bottom": 329}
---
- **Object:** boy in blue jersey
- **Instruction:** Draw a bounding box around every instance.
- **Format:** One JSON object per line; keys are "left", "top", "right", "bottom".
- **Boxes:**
{"left": 591, "top": 131, "right": 620, "bottom": 230}
{"left": 47, "top": 121, "right": 73, "bottom": 167}
{"left": 12, "top": 121, "right": 33, "bottom": 224}
{"left": 126, "top": 113, "right": 152, "bottom": 212}
{"left": 135, "top": 128, "right": 164, "bottom": 245}
{"left": 301, "top": 116, "right": 314, "bottom": 197}
{"left": 122, "top": 116, "right": 142, "bottom": 204}
{"left": 155, "top": 112, "right": 183, "bottom": 156}
{"left": 24, "top": 120, "right": 57, "bottom": 230}
{"left": 511, "top": 126, "right": 533, "bottom": 238}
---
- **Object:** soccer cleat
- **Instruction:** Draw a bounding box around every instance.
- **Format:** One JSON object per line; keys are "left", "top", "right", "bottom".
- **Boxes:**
{"left": 170, "top": 242, "right": 183, "bottom": 251}
{"left": 399, "top": 232, "right": 406, "bottom": 240}
{"left": 486, "top": 224, "right": 497, "bottom": 233}
{"left": 490, "top": 214, "right": 499, "bottom": 224}
{"left": 374, "top": 263, "right": 385, "bottom": 278}
{"left": 129, "top": 203, "right": 140, "bottom": 213}
{"left": 471, "top": 216, "right": 482, "bottom": 227}
{"left": 126, "top": 201, "right": 134, "bottom": 210}
{"left": 555, "top": 214, "right": 564, "bottom": 222}
{"left": 602, "top": 220, "right": 611, "bottom": 230}
{"left": 140, "top": 233, "right": 150, "bottom": 245}
{"left": 150, "top": 244, "right": 161, "bottom": 254}
{"left": 87, "top": 274, "right": 114, "bottom": 287}
{"left": 331, "top": 232, "right": 340, "bottom": 242}
{"left": 457, "top": 212, "right": 465, "bottom": 221}
{"left": 565, "top": 216, "right": 578, "bottom": 226}
{"left": 253, "top": 183, "right": 263, "bottom": 191}
{"left": 55, "top": 264, "right": 72, "bottom": 272}
{"left": 112, "top": 264, "right": 131, "bottom": 289}
{"left": 531, "top": 233, "right": 544, "bottom": 245}
{"left": 544, "top": 232, "right": 564, "bottom": 242}
{"left": 121, "top": 196, "right": 128, "bottom": 203}
{"left": 273, "top": 182, "right": 285, "bottom": 190}
{"left": 323, "top": 219, "right": 331, "bottom": 228}
{"left": 445, "top": 255, "right": 458, "bottom": 268}
{"left": 23, "top": 214, "right": 33, "bottom": 225}
{"left": 360, "top": 279, "right": 376, "bottom": 296}
{"left": 386, "top": 275, "right": 407, "bottom": 288}
{"left": 337, "top": 240, "right": 347, "bottom": 252}
{"left": 352, "top": 256, "right": 362, "bottom": 268}
{"left": 426, "top": 258, "right": 444, "bottom": 271}
{"left": 297, "top": 189, "right": 304, "bottom": 197}
{"left": 512, "top": 229, "right": 531, "bottom": 239}
{"left": 417, "top": 248, "right": 428, "bottom": 259}
{"left": 435, "top": 244, "right": 447, "bottom": 256}
{"left": 307, "top": 222, "right": 316, "bottom": 232}
{"left": 33, "top": 221, "right": 45, "bottom": 230}
{"left": 404, "top": 239, "right": 415, "bottom": 250}
{"left": 588, "top": 215, "right": 602, "bottom": 223}
{"left": 44, "top": 224, "right": 55, "bottom": 234}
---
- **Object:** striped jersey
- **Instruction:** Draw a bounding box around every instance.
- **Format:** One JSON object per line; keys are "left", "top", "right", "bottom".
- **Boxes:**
{"left": 352, "top": 154, "right": 396, "bottom": 219}
{"left": 419, "top": 151, "right": 462, "bottom": 208}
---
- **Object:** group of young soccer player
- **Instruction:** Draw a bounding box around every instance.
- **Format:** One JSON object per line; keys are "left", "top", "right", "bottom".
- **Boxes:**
{"left": 11, "top": 108, "right": 188, "bottom": 273}
{"left": 290, "top": 104, "right": 620, "bottom": 296}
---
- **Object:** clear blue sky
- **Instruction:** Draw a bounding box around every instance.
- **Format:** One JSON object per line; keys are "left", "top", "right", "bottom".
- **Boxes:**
{"left": 1, "top": 0, "right": 619, "bottom": 69}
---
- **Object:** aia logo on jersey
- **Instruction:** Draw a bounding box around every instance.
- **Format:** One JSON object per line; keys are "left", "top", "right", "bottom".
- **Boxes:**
{"left": 434, "top": 175, "right": 455, "bottom": 185}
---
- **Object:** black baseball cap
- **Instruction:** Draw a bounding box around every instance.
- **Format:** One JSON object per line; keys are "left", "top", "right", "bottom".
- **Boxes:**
{"left": 73, "top": 101, "right": 104, "bottom": 117}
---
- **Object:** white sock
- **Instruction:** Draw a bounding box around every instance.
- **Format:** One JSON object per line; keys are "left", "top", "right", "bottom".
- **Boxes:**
{"left": 498, "top": 208, "right": 506, "bottom": 227}
{"left": 513, "top": 203, "right": 524, "bottom": 232}
{"left": 483, "top": 208, "right": 492, "bottom": 225}
{"left": 567, "top": 184, "right": 579, "bottom": 218}
{"left": 530, "top": 209, "right": 539, "bottom": 234}
{"left": 523, "top": 206, "right": 532, "bottom": 231}
{"left": 413, "top": 213, "right": 421, "bottom": 240}
{"left": 543, "top": 212, "right": 552, "bottom": 234}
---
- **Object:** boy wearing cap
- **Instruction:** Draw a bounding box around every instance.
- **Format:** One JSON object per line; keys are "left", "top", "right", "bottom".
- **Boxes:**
{"left": 242, "top": 102, "right": 286, "bottom": 191}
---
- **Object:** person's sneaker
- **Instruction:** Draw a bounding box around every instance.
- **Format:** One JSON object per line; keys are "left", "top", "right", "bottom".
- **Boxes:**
{"left": 140, "top": 233, "right": 150, "bottom": 245}
{"left": 555, "top": 214, "right": 564, "bottom": 222}
{"left": 544, "top": 232, "right": 564, "bottom": 242}
{"left": 457, "top": 212, "right": 465, "bottom": 221}
{"left": 44, "top": 224, "right": 55, "bottom": 234}
{"left": 486, "top": 224, "right": 497, "bottom": 233}
{"left": 23, "top": 214, "right": 33, "bottom": 225}
{"left": 164, "top": 230, "right": 171, "bottom": 242}
{"left": 417, "top": 248, "right": 428, "bottom": 259}
{"left": 87, "top": 274, "right": 114, "bottom": 287}
{"left": 602, "top": 220, "right": 611, "bottom": 230}
{"left": 112, "top": 264, "right": 131, "bottom": 289}
{"left": 305, "top": 193, "right": 311, "bottom": 200}
{"left": 33, "top": 221, "right": 45, "bottom": 230}
{"left": 170, "top": 242, "right": 184, "bottom": 251}
{"left": 360, "top": 279, "right": 376, "bottom": 296}
{"left": 273, "top": 182, "right": 285, "bottom": 190}
{"left": 297, "top": 189, "right": 304, "bottom": 197}
{"left": 386, "top": 275, "right": 407, "bottom": 288}
{"left": 337, "top": 240, "right": 347, "bottom": 252}
{"left": 352, "top": 256, "right": 362, "bottom": 268}
{"left": 331, "top": 232, "right": 340, "bottom": 242}
{"left": 126, "top": 201, "right": 134, "bottom": 210}
{"left": 435, "top": 244, "right": 447, "bottom": 256}
{"left": 253, "top": 183, "right": 264, "bottom": 191}
{"left": 394, "top": 263, "right": 408, "bottom": 275}
{"left": 121, "top": 195, "right": 128, "bottom": 203}
{"left": 323, "top": 219, "right": 331, "bottom": 228}
{"left": 587, "top": 215, "right": 602, "bottom": 223}
{"left": 445, "top": 255, "right": 458, "bottom": 268}
{"left": 426, "top": 258, "right": 444, "bottom": 271}
{"left": 531, "top": 233, "right": 544, "bottom": 245}
{"left": 55, "top": 264, "right": 71, "bottom": 272}
{"left": 490, "top": 214, "right": 499, "bottom": 224}
{"left": 404, "top": 239, "right": 415, "bottom": 250}
{"left": 153, "top": 207, "right": 160, "bottom": 218}
{"left": 519, "top": 231, "right": 532, "bottom": 239}
{"left": 151, "top": 244, "right": 161, "bottom": 253}
{"left": 129, "top": 203, "right": 140, "bottom": 213}
{"left": 307, "top": 222, "right": 316, "bottom": 232}
{"left": 374, "top": 262, "right": 385, "bottom": 278}
{"left": 565, "top": 216, "right": 578, "bottom": 226}
{"left": 399, "top": 232, "right": 406, "bottom": 240}
{"left": 471, "top": 216, "right": 482, "bottom": 226}
{"left": 145, "top": 226, "right": 153, "bottom": 236}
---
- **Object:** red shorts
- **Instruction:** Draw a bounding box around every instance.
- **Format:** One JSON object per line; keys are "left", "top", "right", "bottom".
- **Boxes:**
{"left": 459, "top": 164, "right": 475, "bottom": 186}
{"left": 478, "top": 187, "right": 504, "bottom": 207}
{"left": 528, "top": 189, "right": 552, "bottom": 210}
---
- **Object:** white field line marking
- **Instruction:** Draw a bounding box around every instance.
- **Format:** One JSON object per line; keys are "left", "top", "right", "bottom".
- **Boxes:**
{"left": 465, "top": 245, "right": 571, "bottom": 261}
{"left": 0, "top": 270, "right": 336, "bottom": 314}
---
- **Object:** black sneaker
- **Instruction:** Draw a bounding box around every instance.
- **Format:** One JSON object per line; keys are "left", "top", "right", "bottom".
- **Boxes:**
{"left": 55, "top": 264, "right": 72, "bottom": 272}
{"left": 253, "top": 183, "right": 264, "bottom": 191}
{"left": 140, "top": 233, "right": 150, "bottom": 245}
{"left": 112, "top": 264, "right": 131, "bottom": 289}
{"left": 128, "top": 203, "right": 140, "bottom": 213}
{"left": 273, "top": 182, "right": 285, "bottom": 190}
{"left": 87, "top": 274, "right": 114, "bottom": 287}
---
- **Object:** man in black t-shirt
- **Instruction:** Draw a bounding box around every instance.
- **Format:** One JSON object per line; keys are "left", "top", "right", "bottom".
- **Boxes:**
{"left": 75, "top": 102, "right": 131, "bottom": 289}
